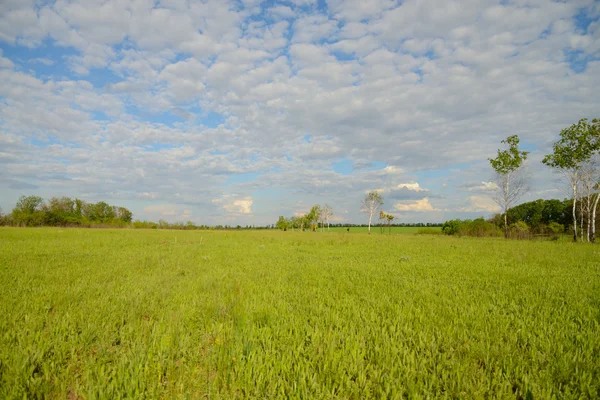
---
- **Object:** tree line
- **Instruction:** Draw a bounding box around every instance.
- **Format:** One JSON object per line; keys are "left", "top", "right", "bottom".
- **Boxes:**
{"left": 276, "top": 204, "right": 334, "bottom": 231}
{"left": 0, "top": 196, "right": 133, "bottom": 227}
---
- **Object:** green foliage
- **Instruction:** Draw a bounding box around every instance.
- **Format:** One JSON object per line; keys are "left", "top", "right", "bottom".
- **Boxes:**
{"left": 488, "top": 134, "right": 529, "bottom": 175}
{"left": 441, "top": 219, "right": 461, "bottom": 235}
{"left": 505, "top": 198, "right": 571, "bottom": 233}
{"left": 509, "top": 221, "right": 531, "bottom": 239}
{"left": 276, "top": 216, "right": 290, "bottom": 231}
{"left": 442, "top": 219, "right": 502, "bottom": 237}
{"left": 9, "top": 195, "right": 133, "bottom": 227}
{"left": 1, "top": 228, "right": 599, "bottom": 398}
{"left": 542, "top": 118, "right": 600, "bottom": 170}
{"left": 547, "top": 221, "right": 564, "bottom": 234}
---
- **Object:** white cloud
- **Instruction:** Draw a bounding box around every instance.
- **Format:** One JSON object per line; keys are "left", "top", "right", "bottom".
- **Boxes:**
{"left": 395, "top": 182, "right": 427, "bottom": 192}
{"left": 213, "top": 195, "right": 253, "bottom": 215}
{"left": 0, "top": 0, "right": 598, "bottom": 224}
{"left": 394, "top": 198, "right": 439, "bottom": 212}
{"left": 458, "top": 196, "right": 501, "bottom": 213}
{"left": 467, "top": 181, "right": 498, "bottom": 192}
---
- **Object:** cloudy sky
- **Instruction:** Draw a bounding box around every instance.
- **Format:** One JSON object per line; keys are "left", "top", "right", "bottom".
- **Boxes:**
{"left": 0, "top": 0, "right": 599, "bottom": 225}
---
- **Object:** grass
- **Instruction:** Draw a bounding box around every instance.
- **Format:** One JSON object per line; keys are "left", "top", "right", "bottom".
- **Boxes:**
{"left": 0, "top": 227, "right": 599, "bottom": 399}
{"left": 324, "top": 226, "right": 441, "bottom": 234}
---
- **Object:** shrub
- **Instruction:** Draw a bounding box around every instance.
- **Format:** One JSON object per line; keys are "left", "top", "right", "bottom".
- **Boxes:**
{"left": 441, "top": 219, "right": 461, "bottom": 235}
{"left": 509, "top": 221, "right": 531, "bottom": 239}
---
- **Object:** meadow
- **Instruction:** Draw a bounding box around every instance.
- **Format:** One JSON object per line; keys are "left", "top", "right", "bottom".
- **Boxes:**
{"left": 323, "top": 226, "right": 441, "bottom": 234}
{"left": 0, "top": 228, "right": 599, "bottom": 399}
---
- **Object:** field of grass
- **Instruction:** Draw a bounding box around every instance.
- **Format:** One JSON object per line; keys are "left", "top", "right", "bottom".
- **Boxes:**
{"left": 324, "top": 226, "right": 441, "bottom": 234}
{"left": 1, "top": 228, "right": 599, "bottom": 398}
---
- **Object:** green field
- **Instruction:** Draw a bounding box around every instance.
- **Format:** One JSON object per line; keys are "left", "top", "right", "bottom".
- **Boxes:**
{"left": 1, "top": 228, "right": 599, "bottom": 399}
{"left": 325, "top": 226, "right": 441, "bottom": 234}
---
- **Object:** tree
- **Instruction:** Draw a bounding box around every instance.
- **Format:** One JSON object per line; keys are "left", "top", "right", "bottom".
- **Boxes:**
{"left": 592, "top": 183, "right": 600, "bottom": 243}
{"left": 276, "top": 216, "right": 290, "bottom": 231}
{"left": 543, "top": 118, "right": 600, "bottom": 242}
{"left": 489, "top": 135, "right": 529, "bottom": 238}
{"left": 12, "top": 195, "right": 45, "bottom": 226}
{"left": 580, "top": 160, "right": 599, "bottom": 242}
{"left": 322, "top": 204, "right": 333, "bottom": 231}
{"left": 387, "top": 213, "right": 395, "bottom": 234}
{"left": 361, "top": 191, "right": 383, "bottom": 234}
{"left": 307, "top": 205, "right": 321, "bottom": 231}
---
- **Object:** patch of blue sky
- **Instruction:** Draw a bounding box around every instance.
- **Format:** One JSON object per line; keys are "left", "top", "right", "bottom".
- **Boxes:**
{"left": 126, "top": 105, "right": 186, "bottom": 127}
{"left": 91, "top": 111, "right": 109, "bottom": 121}
{"left": 1, "top": 39, "right": 78, "bottom": 79}
{"left": 316, "top": 0, "right": 328, "bottom": 13}
{"left": 199, "top": 111, "right": 226, "bottom": 128}
{"left": 565, "top": 49, "right": 595, "bottom": 74}
{"left": 226, "top": 171, "right": 261, "bottom": 184}
{"left": 82, "top": 67, "right": 122, "bottom": 89}
{"left": 211, "top": 150, "right": 229, "bottom": 156}
{"left": 423, "top": 49, "right": 437, "bottom": 60}
{"left": 143, "top": 143, "right": 179, "bottom": 152}
{"left": 25, "top": 137, "right": 53, "bottom": 148}
{"left": 574, "top": 7, "right": 598, "bottom": 33}
{"left": 332, "top": 158, "right": 353, "bottom": 175}
{"left": 303, "top": 134, "right": 311, "bottom": 143}
{"left": 369, "top": 161, "right": 387, "bottom": 170}
{"left": 332, "top": 50, "right": 356, "bottom": 62}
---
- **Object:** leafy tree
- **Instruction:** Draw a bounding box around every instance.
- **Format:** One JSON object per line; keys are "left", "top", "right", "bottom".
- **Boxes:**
{"left": 116, "top": 207, "right": 133, "bottom": 223}
{"left": 307, "top": 205, "right": 321, "bottom": 231}
{"left": 361, "top": 191, "right": 383, "bottom": 234}
{"left": 12, "top": 195, "right": 45, "bottom": 226}
{"left": 276, "top": 216, "right": 290, "bottom": 231}
{"left": 386, "top": 214, "right": 395, "bottom": 234}
{"left": 542, "top": 118, "right": 600, "bottom": 242}
{"left": 489, "top": 135, "right": 529, "bottom": 238}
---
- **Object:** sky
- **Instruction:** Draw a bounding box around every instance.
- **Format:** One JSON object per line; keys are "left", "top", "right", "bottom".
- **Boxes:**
{"left": 0, "top": 0, "right": 599, "bottom": 226}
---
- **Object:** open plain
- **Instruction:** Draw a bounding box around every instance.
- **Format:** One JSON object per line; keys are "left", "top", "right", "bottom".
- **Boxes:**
{"left": 1, "top": 228, "right": 599, "bottom": 399}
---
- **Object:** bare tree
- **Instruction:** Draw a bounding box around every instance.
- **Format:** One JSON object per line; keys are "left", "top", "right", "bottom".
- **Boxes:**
{"left": 322, "top": 204, "right": 333, "bottom": 231}
{"left": 489, "top": 135, "right": 529, "bottom": 238}
{"left": 361, "top": 191, "right": 383, "bottom": 234}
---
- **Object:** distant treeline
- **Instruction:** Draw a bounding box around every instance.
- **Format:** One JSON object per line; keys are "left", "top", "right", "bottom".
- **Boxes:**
{"left": 0, "top": 195, "right": 275, "bottom": 229}
{"left": 329, "top": 222, "right": 443, "bottom": 227}
{"left": 0, "top": 196, "right": 133, "bottom": 227}
{"left": 442, "top": 198, "right": 599, "bottom": 240}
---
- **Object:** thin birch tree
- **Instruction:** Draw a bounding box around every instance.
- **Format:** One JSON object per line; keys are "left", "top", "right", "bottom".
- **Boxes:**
{"left": 488, "top": 135, "right": 529, "bottom": 238}
{"left": 543, "top": 118, "right": 599, "bottom": 242}
{"left": 361, "top": 191, "right": 383, "bottom": 234}
{"left": 322, "top": 204, "right": 333, "bottom": 231}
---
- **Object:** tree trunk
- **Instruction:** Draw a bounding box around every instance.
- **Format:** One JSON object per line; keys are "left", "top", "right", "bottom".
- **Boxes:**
{"left": 504, "top": 175, "right": 509, "bottom": 239}
{"left": 580, "top": 199, "right": 584, "bottom": 242}
{"left": 587, "top": 194, "right": 591, "bottom": 242}
{"left": 368, "top": 213, "right": 372, "bottom": 234}
{"left": 572, "top": 182, "right": 577, "bottom": 242}
{"left": 592, "top": 193, "right": 599, "bottom": 244}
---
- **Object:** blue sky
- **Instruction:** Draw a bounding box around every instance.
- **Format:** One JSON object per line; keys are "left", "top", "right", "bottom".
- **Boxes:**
{"left": 0, "top": 0, "right": 599, "bottom": 225}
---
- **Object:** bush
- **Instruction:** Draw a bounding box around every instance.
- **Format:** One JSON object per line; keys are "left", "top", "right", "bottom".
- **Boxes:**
{"left": 547, "top": 221, "right": 564, "bottom": 234}
{"left": 509, "top": 221, "right": 531, "bottom": 239}
{"left": 442, "top": 220, "right": 461, "bottom": 235}
{"left": 441, "top": 219, "right": 502, "bottom": 238}
{"left": 458, "top": 218, "right": 502, "bottom": 238}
